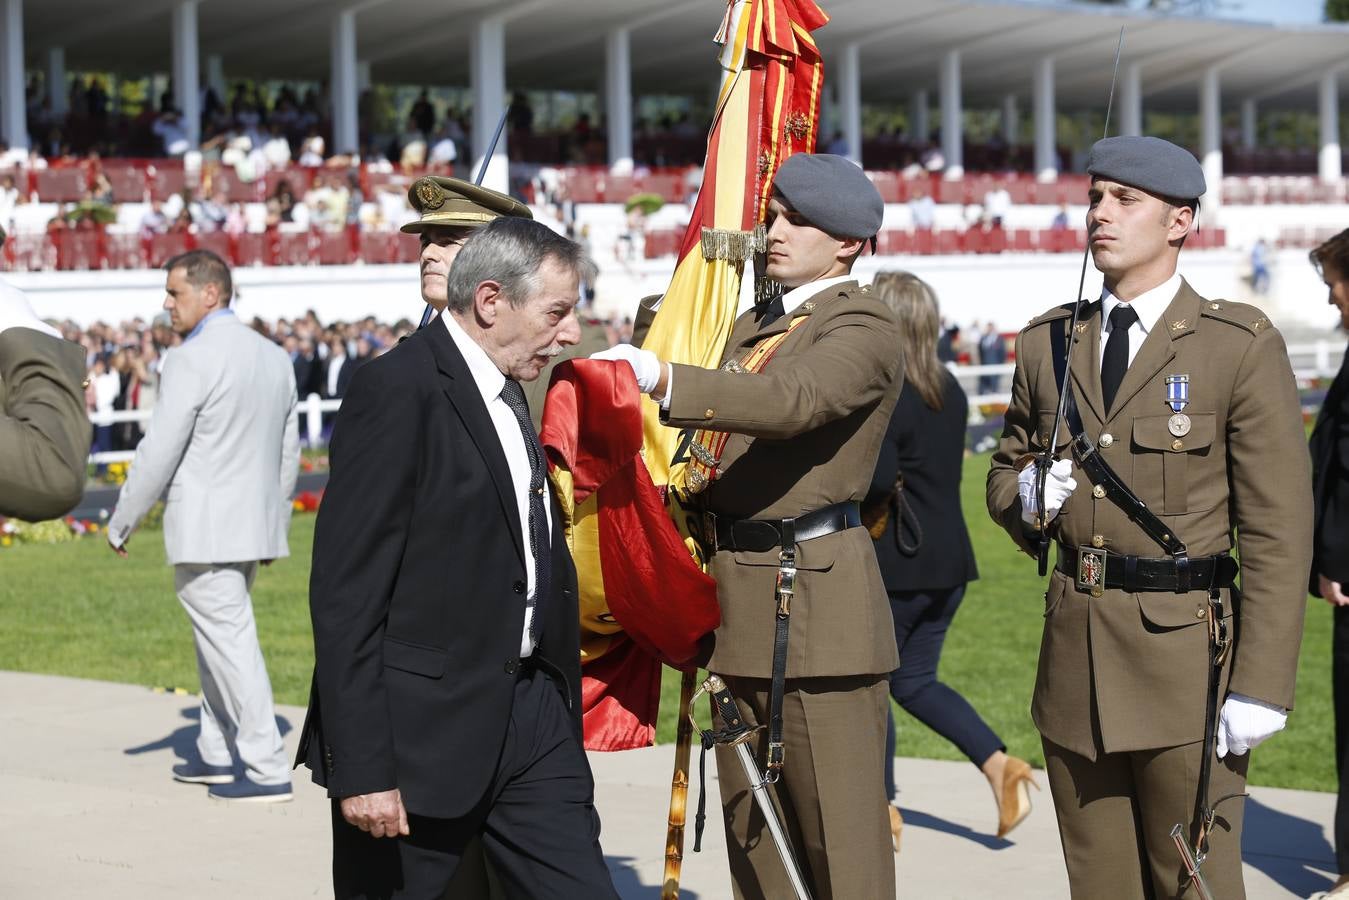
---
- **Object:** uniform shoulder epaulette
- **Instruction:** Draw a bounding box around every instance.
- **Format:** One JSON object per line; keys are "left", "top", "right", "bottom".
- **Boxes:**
{"left": 1023, "top": 301, "right": 1079, "bottom": 330}
{"left": 1198, "top": 299, "right": 1273, "bottom": 336}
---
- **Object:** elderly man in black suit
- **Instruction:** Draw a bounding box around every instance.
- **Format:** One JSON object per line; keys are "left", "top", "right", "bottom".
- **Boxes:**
{"left": 1311, "top": 229, "right": 1349, "bottom": 900}
{"left": 297, "top": 217, "right": 619, "bottom": 899}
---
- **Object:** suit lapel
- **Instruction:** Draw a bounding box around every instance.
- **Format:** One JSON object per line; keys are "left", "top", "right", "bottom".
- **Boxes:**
{"left": 1069, "top": 301, "right": 1106, "bottom": 425}
{"left": 1103, "top": 281, "right": 1199, "bottom": 425}
{"left": 423, "top": 323, "right": 526, "bottom": 564}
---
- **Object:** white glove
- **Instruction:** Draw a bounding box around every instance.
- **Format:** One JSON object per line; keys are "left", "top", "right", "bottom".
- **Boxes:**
{"left": 590, "top": 344, "right": 662, "bottom": 394}
{"left": 1018, "top": 458, "right": 1077, "bottom": 526}
{"left": 0, "top": 282, "right": 59, "bottom": 339}
{"left": 1216, "top": 693, "right": 1286, "bottom": 758}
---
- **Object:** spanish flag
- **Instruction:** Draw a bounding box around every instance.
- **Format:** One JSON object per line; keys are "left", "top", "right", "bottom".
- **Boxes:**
{"left": 543, "top": 0, "right": 829, "bottom": 752}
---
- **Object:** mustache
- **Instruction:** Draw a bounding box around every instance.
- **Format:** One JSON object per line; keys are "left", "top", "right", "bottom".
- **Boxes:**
{"left": 540, "top": 344, "right": 564, "bottom": 358}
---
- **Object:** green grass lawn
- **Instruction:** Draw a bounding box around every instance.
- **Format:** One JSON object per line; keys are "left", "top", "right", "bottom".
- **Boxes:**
{"left": 0, "top": 454, "right": 1334, "bottom": 791}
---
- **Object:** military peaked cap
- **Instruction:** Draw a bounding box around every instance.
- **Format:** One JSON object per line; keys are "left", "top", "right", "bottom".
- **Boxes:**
{"left": 400, "top": 176, "right": 532, "bottom": 234}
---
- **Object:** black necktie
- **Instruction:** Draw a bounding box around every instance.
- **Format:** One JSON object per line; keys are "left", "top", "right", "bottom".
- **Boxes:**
{"left": 755, "top": 294, "right": 787, "bottom": 328}
{"left": 499, "top": 379, "right": 550, "bottom": 645}
{"left": 1101, "top": 303, "right": 1139, "bottom": 414}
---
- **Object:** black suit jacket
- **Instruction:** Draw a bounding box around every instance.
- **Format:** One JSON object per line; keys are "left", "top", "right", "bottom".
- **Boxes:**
{"left": 1311, "top": 346, "right": 1349, "bottom": 595}
{"left": 865, "top": 371, "right": 978, "bottom": 592}
{"left": 297, "top": 322, "right": 582, "bottom": 820}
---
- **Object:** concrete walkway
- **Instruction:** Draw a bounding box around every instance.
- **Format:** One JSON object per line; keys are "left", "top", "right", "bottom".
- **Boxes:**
{"left": 0, "top": 670, "right": 1337, "bottom": 899}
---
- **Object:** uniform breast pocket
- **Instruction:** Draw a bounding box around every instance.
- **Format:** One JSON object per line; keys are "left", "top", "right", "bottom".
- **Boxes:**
{"left": 1130, "top": 413, "right": 1217, "bottom": 515}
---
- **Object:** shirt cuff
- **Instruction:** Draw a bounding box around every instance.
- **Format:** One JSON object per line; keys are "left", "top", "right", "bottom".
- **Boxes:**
{"left": 658, "top": 363, "right": 672, "bottom": 411}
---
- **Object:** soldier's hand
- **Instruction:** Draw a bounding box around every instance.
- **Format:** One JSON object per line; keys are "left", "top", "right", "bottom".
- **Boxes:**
{"left": 590, "top": 344, "right": 663, "bottom": 394}
{"left": 1320, "top": 575, "right": 1349, "bottom": 607}
{"left": 340, "top": 789, "right": 410, "bottom": 839}
{"left": 108, "top": 536, "right": 129, "bottom": 558}
{"left": 1018, "top": 458, "right": 1077, "bottom": 526}
{"left": 1216, "top": 692, "right": 1287, "bottom": 758}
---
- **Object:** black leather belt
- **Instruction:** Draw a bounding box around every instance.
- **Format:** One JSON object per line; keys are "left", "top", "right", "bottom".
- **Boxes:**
{"left": 710, "top": 501, "right": 861, "bottom": 553}
{"left": 1056, "top": 545, "right": 1238, "bottom": 594}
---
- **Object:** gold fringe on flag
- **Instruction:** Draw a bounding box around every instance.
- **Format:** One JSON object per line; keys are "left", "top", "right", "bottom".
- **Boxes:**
{"left": 699, "top": 224, "right": 767, "bottom": 261}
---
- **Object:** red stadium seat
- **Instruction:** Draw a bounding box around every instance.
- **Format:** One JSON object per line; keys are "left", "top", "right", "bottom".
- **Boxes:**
{"left": 103, "top": 163, "right": 150, "bottom": 203}
{"left": 1011, "top": 229, "right": 1035, "bottom": 252}
{"left": 396, "top": 232, "right": 421, "bottom": 264}
{"left": 316, "top": 232, "right": 354, "bottom": 265}
{"left": 53, "top": 231, "right": 102, "bottom": 270}
{"left": 194, "top": 231, "right": 234, "bottom": 265}
{"left": 147, "top": 163, "right": 186, "bottom": 202}
{"left": 234, "top": 232, "right": 269, "bottom": 267}
{"left": 359, "top": 232, "right": 399, "bottom": 265}
{"left": 275, "top": 230, "right": 314, "bottom": 266}
{"left": 36, "top": 168, "right": 89, "bottom": 203}
{"left": 103, "top": 232, "right": 146, "bottom": 269}
{"left": 146, "top": 233, "right": 190, "bottom": 268}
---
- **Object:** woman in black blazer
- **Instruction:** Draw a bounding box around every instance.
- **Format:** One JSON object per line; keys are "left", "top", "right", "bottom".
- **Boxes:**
{"left": 865, "top": 271, "right": 1035, "bottom": 851}
{"left": 1310, "top": 230, "right": 1349, "bottom": 900}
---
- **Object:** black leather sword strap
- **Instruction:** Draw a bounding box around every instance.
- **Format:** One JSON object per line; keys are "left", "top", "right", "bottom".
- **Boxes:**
{"left": 767, "top": 517, "right": 796, "bottom": 779}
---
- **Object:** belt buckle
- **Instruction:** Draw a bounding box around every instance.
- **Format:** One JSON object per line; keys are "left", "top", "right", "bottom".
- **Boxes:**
{"left": 1076, "top": 546, "right": 1107, "bottom": 598}
{"left": 702, "top": 510, "right": 719, "bottom": 554}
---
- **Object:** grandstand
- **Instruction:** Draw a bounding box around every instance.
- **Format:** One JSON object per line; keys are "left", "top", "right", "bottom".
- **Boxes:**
{"left": 0, "top": 0, "right": 1345, "bottom": 334}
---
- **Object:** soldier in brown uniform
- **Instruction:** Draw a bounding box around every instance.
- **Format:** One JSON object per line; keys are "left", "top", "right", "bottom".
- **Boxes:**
{"left": 987, "top": 136, "right": 1313, "bottom": 898}
{"left": 0, "top": 226, "right": 88, "bottom": 521}
{"left": 598, "top": 153, "right": 902, "bottom": 900}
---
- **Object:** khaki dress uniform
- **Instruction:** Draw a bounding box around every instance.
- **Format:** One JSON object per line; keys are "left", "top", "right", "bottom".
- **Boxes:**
{"left": 663, "top": 279, "right": 902, "bottom": 900}
{"left": 987, "top": 279, "right": 1312, "bottom": 898}
{"left": 0, "top": 326, "right": 89, "bottom": 520}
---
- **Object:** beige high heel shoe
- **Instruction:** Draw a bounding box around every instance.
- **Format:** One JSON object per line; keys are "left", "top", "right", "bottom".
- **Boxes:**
{"left": 889, "top": 804, "right": 904, "bottom": 853}
{"left": 996, "top": 756, "right": 1039, "bottom": 839}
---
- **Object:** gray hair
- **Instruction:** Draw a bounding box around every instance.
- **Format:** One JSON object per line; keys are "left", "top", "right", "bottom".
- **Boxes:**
{"left": 444, "top": 217, "right": 596, "bottom": 313}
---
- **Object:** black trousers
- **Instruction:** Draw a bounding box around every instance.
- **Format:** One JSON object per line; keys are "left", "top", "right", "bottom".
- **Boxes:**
{"left": 1335, "top": 605, "right": 1349, "bottom": 874}
{"left": 882, "top": 586, "right": 1005, "bottom": 800}
{"left": 331, "top": 667, "right": 619, "bottom": 900}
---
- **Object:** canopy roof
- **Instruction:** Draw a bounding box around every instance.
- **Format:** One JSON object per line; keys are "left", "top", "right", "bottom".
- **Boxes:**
{"left": 24, "top": 0, "right": 1349, "bottom": 111}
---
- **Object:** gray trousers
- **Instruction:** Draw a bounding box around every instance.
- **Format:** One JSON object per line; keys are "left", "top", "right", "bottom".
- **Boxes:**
{"left": 174, "top": 562, "right": 288, "bottom": 786}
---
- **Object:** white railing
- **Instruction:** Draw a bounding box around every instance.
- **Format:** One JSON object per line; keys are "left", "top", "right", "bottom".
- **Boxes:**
{"left": 88, "top": 395, "right": 341, "bottom": 465}
{"left": 85, "top": 340, "right": 1346, "bottom": 464}
{"left": 947, "top": 340, "right": 1346, "bottom": 413}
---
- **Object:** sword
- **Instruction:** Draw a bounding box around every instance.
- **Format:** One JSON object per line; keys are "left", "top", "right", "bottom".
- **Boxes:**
{"left": 416, "top": 105, "right": 512, "bottom": 330}
{"left": 690, "top": 674, "right": 812, "bottom": 900}
{"left": 1032, "top": 26, "right": 1125, "bottom": 576}
{"left": 1171, "top": 824, "right": 1216, "bottom": 900}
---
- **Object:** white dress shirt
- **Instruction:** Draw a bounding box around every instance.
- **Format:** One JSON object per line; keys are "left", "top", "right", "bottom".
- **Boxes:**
{"left": 658, "top": 274, "right": 855, "bottom": 410}
{"left": 443, "top": 313, "right": 549, "bottom": 657}
{"left": 1099, "top": 271, "right": 1182, "bottom": 369}
{"left": 326, "top": 353, "right": 345, "bottom": 397}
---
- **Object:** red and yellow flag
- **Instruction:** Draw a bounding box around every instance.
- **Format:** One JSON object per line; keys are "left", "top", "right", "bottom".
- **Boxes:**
{"left": 543, "top": 0, "right": 829, "bottom": 752}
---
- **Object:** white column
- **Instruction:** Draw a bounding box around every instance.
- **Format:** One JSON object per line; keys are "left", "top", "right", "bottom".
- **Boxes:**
{"left": 1002, "top": 93, "right": 1019, "bottom": 145}
{"left": 1319, "top": 70, "right": 1341, "bottom": 183}
{"left": 839, "top": 42, "right": 862, "bottom": 164}
{"left": 1240, "top": 99, "right": 1256, "bottom": 150}
{"left": 939, "top": 49, "right": 962, "bottom": 179}
{"left": 1033, "top": 56, "right": 1056, "bottom": 182}
{"left": 0, "top": 0, "right": 28, "bottom": 151}
{"left": 819, "top": 84, "right": 837, "bottom": 137}
{"left": 171, "top": 0, "right": 201, "bottom": 149}
{"left": 1199, "top": 65, "right": 1222, "bottom": 207}
{"left": 604, "top": 27, "right": 632, "bottom": 173}
{"left": 329, "top": 10, "right": 358, "bottom": 155}
{"left": 47, "top": 47, "right": 66, "bottom": 118}
{"left": 911, "top": 89, "right": 929, "bottom": 144}
{"left": 1120, "top": 63, "right": 1142, "bottom": 137}
{"left": 471, "top": 16, "right": 508, "bottom": 192}
{"left": 206, "top": 54, "right": 226, "bottom": 108}
{"left": 356, "top": 60, "right": 371, "bottom": 94}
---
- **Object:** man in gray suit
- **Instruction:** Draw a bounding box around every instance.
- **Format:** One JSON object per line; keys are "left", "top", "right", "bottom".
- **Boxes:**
{"left": 108, "top": 249, "right": 299, "bottom": 804}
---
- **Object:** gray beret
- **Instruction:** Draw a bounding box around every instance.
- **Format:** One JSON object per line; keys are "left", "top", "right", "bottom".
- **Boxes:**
{"left": 771, "top": 153, "right": 884, "bottom": 239}
{"left": 1086, "top": 136, "right": 1206, "bottom": 201}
